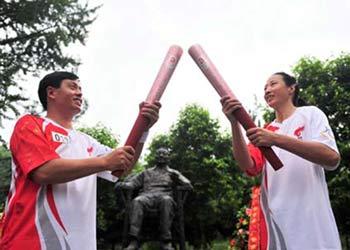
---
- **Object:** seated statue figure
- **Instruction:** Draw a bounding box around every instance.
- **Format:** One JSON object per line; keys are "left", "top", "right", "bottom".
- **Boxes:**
{"left": 116, "top": 147, "right": 192, "bottom": 250}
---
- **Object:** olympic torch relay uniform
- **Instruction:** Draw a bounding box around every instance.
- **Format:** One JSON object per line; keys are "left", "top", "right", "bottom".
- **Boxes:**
{"left": 0, "top": 114, "right": 117, "bottom": 250}
{"left": 246, "top": 106, "right": 341, "bottom": 250}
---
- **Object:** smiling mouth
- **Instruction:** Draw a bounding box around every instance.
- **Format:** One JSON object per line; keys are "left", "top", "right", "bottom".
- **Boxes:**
{"left": 265, "top": 95, "right": 274, "bottom": 102}
{"left": 74, "top": 99, "right": 82, "bottom": 106}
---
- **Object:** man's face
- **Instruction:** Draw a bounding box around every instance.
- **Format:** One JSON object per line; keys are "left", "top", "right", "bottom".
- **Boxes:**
{"left": 48, "top": 79, "right": 83, "bottom": 116}
{"left": 155, "top": 148, "right": 170, "bottom": 166}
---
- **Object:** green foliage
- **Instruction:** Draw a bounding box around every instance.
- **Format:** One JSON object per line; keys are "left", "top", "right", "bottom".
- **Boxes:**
{"left": 0, "top": 0, "right": 99, "bottom": 141}
{"left": 0, "top": 146, "right": 11, "bottom": 210}
{"left": 261, "top": 106, "right": 275, "bottom": 124}
{"left": 145, "top": 104, "right": 258, "bottom": 248}
{"left": 0, "top": 145, "right": 10, "bottom": 158}
{"left": 328, "top": 166, "right": 350, "bottom": 237}
{"left": 79, "top": 123, "right": 119, "bottom": 148}
{"left": 293, "top": 54, "right": 350, "bottom": 142}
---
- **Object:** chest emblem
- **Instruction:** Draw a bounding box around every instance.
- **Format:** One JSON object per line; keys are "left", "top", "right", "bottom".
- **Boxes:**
{"left": 87, "top": 146, "right": 94, "bottom": 156}
{"left": 266, "top": 125, "right": 279, "bottom": 132}
{"left": 52, "top": 131, "right": 69, "bottom": 144}
{"left": 294, "top": 126, "right": 305, "bottom": 139}
{"left": 320, "top": 126, "right": 334, "bottom": 140}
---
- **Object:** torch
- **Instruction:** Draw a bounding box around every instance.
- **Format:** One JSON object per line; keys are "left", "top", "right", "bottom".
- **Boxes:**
{"left": 188, "top": 44, "right": 283, "bottom": 170}
{"left": 112, "top": 45, "right": 183, "bottom": 176}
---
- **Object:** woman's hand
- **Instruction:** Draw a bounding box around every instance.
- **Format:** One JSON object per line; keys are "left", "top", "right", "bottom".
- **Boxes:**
{"left": 220, "top": 96, "right": 242, "bottom": 124}
{"left": 246, "top": 127, "right": 278, "bottom": 147}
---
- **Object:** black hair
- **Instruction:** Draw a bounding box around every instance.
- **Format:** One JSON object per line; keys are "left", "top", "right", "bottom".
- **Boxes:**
{"left": 273, "top": 72, "right": 307, "bottom": 107}
{"left": 38, "top": 71, "right": 79, "bottom": 110}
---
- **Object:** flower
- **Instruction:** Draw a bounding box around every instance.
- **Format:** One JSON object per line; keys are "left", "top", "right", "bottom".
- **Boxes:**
{"left": 230, "top": 239, "right": 236, "bottom": 247}
{"left": 230, "top": 186, "right": 261, "bottom": 250}
{"left": 245, "top": 208, "right": 252, "bottom": 216}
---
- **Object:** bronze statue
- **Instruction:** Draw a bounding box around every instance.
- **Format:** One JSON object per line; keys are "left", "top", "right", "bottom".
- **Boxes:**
{"left": 116, "top": 147, "right": 192, "bottom": 250}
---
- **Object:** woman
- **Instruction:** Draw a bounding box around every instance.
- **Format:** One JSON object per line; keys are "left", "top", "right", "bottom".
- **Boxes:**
{"left": 221, "top": 72, "right": 341, "bottom": 249}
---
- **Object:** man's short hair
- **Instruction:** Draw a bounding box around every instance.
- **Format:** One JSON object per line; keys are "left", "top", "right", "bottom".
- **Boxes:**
{"left": 38, "top": 71, "right": 79, "bottom": 110}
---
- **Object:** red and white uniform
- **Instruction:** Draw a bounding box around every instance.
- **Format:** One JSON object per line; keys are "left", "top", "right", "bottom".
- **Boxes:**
{"left": 0, "top": 114, "right": 117, "bottom": 250}
{"left": 247, "top": 106, "right": 341, "bottom": 250}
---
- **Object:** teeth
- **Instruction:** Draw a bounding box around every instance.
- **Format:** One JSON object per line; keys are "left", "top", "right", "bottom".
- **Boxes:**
{"left": 266, "top": 96, "right": 273, "bottom": 102}
{"left": 74, "top": 99, "right": 82, "bottom": 105}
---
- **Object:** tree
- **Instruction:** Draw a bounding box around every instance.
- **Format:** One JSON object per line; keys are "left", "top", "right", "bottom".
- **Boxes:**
{"left": 0, "top": 0, "right": 99, "bottom": 139}
{"left": 292, "top": 54, "right": 350, "bottom": 247}
{"left": 145, "top": 104, "right": 257, "bottom": 249}
{"left": 0, "top": 145, "right": 11, "bottom": 211}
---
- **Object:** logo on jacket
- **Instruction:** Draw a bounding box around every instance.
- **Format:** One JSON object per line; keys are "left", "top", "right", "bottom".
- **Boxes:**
{"left": 265, "top": 124, "right": 279, "bottom": 132}
{"left": 320, "top": 126, "right": 334, "bottom": 140}
{"left": 294, "top": 126, "right": 305, "bottom": 139}
{"left": 52, "top": 132, "right": 69, "bottom": 144}
{"left": 87, "top": 146, "right": 94, "bottom": 156}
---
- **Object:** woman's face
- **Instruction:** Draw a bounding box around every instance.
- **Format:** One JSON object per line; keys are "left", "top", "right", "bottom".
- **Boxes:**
{"left": 264, "top": 74, "right": 294, "bottom": 109}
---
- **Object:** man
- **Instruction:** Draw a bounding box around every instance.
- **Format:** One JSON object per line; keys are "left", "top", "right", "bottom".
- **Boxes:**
{"left": 0, "top": 71, "right": 161, "bottom": 250}
{"left": 117, "top": 147, "right": 192, "bottom": 250}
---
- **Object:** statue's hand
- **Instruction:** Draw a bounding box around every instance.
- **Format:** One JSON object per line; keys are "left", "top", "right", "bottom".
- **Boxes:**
{"left": 115, "top": 182, "right": 133, "bottom": 190}
{"left": 115, "top": 182, "right": 123, "bottom": 190}
{"left": 169, "top": 170, "right": 180, "bottom": 183}
{"left": 185, "top": 182, "right": 194, "bottom": 190}
{"left": 123, "top": 183, "right": 134, "bottom": 190}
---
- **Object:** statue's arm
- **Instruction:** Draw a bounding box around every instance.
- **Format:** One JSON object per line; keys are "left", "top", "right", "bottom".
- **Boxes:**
{"left": 129, "top": 171, "right": 144, "bottom": 189}
{"left": 116, "top": 172, "right": 144, "bottom": 190}
{"left": 171, "top": 170, "right": 193, "bottom": 189}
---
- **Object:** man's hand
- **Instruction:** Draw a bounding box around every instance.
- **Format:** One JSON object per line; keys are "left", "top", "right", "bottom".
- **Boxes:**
{"left": 102, "top": 146, "right": 135, "bottom": 172}
{"left": 140, "top": 101, "right": 161, "bottom": 129}
{"left": 246, "top": 128, "right": 278, "bottom": 147}
{"left": 220, "top": 96, "right": 242, "bottom": 124}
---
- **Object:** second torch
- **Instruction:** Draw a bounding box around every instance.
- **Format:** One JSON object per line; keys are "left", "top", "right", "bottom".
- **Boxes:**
{"left": 188, "top": 44, "right": 283, "bottom": 170}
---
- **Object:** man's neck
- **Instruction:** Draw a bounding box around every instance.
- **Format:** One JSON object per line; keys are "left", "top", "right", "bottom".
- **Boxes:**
{"left": 46, "top": 110, "right": 74, "bottom": 129}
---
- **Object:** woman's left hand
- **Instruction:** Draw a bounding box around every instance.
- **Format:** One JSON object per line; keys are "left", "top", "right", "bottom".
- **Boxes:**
{"left": 246, "top": 127, "right": 278, "bottom": 147}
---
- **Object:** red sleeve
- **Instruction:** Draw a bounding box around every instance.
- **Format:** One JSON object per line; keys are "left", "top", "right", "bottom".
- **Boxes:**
{"left": 245, "top": 143, "right": 265, "bottom": 177}
{"left": 10, "top": 115, "right": 60, "bottom": 177}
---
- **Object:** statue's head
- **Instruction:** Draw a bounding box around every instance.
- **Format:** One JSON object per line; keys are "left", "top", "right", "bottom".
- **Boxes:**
{"left": 155, "top": 147, "right": 170, "bottom": 166}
